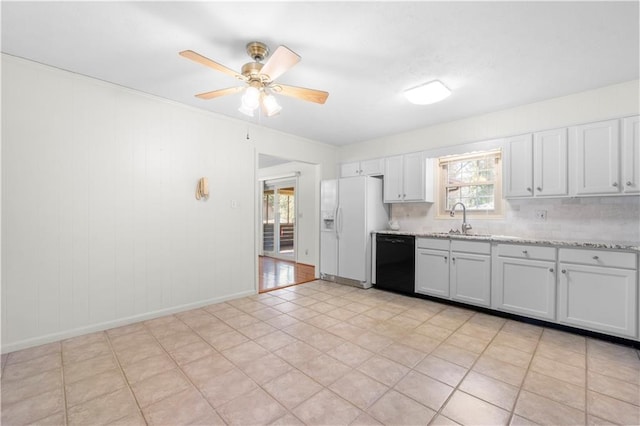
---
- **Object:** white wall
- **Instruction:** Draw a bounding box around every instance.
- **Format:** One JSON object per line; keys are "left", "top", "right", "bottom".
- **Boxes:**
{"left": 1, "top": 55, "right": 336, "bottom": 352}
{"left": 258, "top": 161, "right": 320, "bottom": 267}
{"left": 339, "top": 80, "right": 640, "bottom": 161}
{"left": 338, "top": 79, "right": 640, "bottom": 243}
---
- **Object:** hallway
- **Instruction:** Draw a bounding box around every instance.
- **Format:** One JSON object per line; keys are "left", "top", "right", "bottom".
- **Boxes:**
{"left": 259, "top": 256, "right": 316, "bottom": 293}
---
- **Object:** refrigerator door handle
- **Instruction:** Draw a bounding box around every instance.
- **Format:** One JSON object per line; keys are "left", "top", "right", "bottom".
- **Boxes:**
{"left": 336, "top": 205, "right": 343, "bottom": 239}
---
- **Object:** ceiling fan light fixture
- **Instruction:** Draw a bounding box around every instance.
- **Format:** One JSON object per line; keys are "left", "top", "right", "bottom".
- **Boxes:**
{"left": 263, "top": 94, "right": 282, "bottom": 117}
{"left": 180, "top": 42, "right": 329, "bottom": 119}
{"left": 404, "top": 80, "right": 451, "bottom": 105}
{"left": 238, "top": 104, "right": 255, "bottom": 117}
{"left": 241, "top": 86, "right": 261, "bottom": 110}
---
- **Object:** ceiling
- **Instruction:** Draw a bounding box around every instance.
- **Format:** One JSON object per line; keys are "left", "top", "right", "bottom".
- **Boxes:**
{"left": 2, "top": 2, "right": 638, "bottom": 146}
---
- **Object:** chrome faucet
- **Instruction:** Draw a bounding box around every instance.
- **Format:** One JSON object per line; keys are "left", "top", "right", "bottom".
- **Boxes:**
{"left": 450, "top": 202, "right": 472, "bottom": 234}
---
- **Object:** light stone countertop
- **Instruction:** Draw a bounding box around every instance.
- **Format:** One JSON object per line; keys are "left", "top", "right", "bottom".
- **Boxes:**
{"left": 375, "top": 230, "right": 640, "bottom": 252}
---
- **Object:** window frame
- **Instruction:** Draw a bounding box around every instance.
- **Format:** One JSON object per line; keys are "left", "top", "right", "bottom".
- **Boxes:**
{"left": 436, "top": 149, "right": 504, "bottom": 219}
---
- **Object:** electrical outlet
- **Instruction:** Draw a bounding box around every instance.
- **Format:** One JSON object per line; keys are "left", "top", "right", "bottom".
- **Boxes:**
{"left": 535, "top": 210, "right": 547, "bottom": 221}
{"left": 231, "top": 200, "right": 238, "bottom": 209}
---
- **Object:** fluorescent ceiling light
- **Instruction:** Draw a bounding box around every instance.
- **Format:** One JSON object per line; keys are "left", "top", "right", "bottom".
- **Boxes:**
{"left": 404, "top": 80, "right": 451, "bottom": 105}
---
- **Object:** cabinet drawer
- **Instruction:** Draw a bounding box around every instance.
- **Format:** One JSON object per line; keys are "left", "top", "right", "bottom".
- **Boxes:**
{"left": 417, "top": 238, "right": 450, "bottom": 251}
{"left": 559, "top": 248, "right": 637, "bottom": 269}
{"left": 498, "top": 244, "right": 556, "bottom": 261}
{"left": 451, "top": 240, "right": 491, "bottom": 255}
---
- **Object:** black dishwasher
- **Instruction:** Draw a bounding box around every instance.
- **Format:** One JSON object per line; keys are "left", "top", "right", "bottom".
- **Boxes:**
{"left": 375, "top": 234, "right": 415, "bottom": 294}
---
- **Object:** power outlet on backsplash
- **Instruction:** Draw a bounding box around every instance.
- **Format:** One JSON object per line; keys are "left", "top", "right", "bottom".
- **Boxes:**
{"left": 534, "top": 210, "right": 547, "bottom": 221}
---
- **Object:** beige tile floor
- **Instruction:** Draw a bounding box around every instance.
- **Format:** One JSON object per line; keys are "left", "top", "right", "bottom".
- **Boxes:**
{"left": 2, "top": 280, "right": 639, "bottom": 426}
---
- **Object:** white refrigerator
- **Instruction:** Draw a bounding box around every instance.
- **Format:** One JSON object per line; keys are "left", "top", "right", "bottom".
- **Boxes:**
{"left": 320, "top": 176, "right": 389, "bottom": 288}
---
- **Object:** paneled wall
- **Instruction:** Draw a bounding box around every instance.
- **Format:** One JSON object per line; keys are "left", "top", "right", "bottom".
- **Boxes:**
{"left": 1, "top": 55, "right": 336, "bottom": 352}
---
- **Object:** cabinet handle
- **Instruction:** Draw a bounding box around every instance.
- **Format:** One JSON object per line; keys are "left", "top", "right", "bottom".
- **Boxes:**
{"left": 526, "top": 187, "right": 532, "bottom": 192}
{"left": 522, "top": 250, "right": 528, "bottom": 255}
{"left": 452, "top": 258, "right": 456, "bottom": 263}
{"left": 397, "top": 194, "right": 401, "bottom": 198}
{"left": 403, "top": 193, "right": 406, "bottom": 198}
{"left": 536, "top": 187, "right": 542, "bottom": 191}
{"left": 626, "top": 181, "right": 633, "bottom": 186}
{"left": 592, "top": 255, "right": 599, "bottom": 260}
{"left": 444, "top": 256, "right": 448, "bottom": 263}
{"left": 549, "top": 268, "right": 554, "bottom": 273}
{"left": 612, "top": 182, "right": 618, "bottom": 187}
{"left": 561, "top": 269, "right": 566, "bottom": 274}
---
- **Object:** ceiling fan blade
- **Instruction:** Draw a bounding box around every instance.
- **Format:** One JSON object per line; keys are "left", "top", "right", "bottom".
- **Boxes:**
{"left": 179, "top": 50, "right": 244, "bottom": 80}
{"left": 195, "top": 86, "right": 245, "bottom": 100}
{"left": 260, "top": 45, "right": 301, "bottom": 81}
{"left": 273, "top": 84, "right": 329, "bottom": 104}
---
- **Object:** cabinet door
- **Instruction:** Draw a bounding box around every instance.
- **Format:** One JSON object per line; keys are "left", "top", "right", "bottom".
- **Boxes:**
{"left": 450, "top": 252, "right": 491, "bottom": 307}
{"left": 402, "top": 152, "right": 425, "bottom": 201}
{"left": 558, "top": 263, "right": 637, "bottom": 338}
{"left": 360, "top": 158, "right": 384, "bottom": 176}
{"left": 622, "top": 115, "right": 640, "bottom": 194}
{"left": 493, "top": 257, "right": 556, "bottom": 320}
{"left": 572, "top": 119, "right": 621, "bottom": 195}
{"left": 534, "top": 128, "right": 568, "bottom": 196}
{"left": 340, "top": 161, "right": 361, "bottom": 178}
{"left": 415, "top": 249, "right": 449, "bottom": 297}
{"left": 504, "top": 134, "right": 533, "bottom": 198}
{"left": 383, "top": 155, "right": 403, "bottom": 202}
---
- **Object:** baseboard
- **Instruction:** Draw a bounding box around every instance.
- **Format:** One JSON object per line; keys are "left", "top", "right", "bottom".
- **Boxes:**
{"left": 408, "top": 291, "right": 640, "bottom": 349}
{"left": 1, "top": 289, "right": 255, "bottom": 354}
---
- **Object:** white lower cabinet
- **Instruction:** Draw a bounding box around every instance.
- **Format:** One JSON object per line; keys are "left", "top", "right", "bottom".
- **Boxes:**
{"left": 493, "top": 245, "right": 556, "bottom": 320}
{"left": 558, "top": 248, "right": 638, "bottom": 338}
{"left": 416, "top": 239, "right": 450, "bottom": 297}
{"left": 450, "top": 241, "right": 491, "bottom": 307}
{"left": 412, "top": 238, "right": 639, "bottom": 341}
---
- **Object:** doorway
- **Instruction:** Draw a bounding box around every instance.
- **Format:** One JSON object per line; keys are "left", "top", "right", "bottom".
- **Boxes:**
{"left": 262, "top": 179, "right": 296, "bottom": 260}
{"left": 256, "top": 154, "right": 318, "bottom": 293}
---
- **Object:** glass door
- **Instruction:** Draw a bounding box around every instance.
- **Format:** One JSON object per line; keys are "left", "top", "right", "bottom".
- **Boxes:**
{"left": 262, "top": 187, "right": 276, "bottom": 255}
{"left": 262, "top": 179, "right": 296, "bottom": 260}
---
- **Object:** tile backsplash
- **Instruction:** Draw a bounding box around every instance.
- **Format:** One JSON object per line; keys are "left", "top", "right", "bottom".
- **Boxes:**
{"left": 390, "top": 196, "right": 640, "bottom": 244}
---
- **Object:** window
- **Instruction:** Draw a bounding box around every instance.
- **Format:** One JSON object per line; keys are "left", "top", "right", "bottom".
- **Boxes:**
{"left": 437, "top": 150, "right": 503, "bottom": 217}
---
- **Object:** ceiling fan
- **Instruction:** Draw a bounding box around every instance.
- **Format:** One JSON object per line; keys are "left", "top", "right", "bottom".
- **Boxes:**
{"left": 179, "top": 42, "right": 329, "bottom": 117}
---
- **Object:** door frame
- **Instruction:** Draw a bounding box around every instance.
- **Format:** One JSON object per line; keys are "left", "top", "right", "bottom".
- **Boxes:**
{"left": 260, "top": 176, "right": 298, "bottom": 261}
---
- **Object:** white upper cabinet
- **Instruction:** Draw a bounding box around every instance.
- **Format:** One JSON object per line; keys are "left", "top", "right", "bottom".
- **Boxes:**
{"left": 504, "top": 129, "right": 567, "bottom": 198}
{"left": 340, "top": 159, "right": 384, "bottom": 178}
{"left": 504, "top": 134, "right": 534, "bottom": 197}
{"left": 622, "top": 115, "right": 640, "bottom": 194}
{"left": 340, "top": 161, "right": 361, "bottom": 177}
{"left": 383, "top": 153, "right": 433, "bottom": 203}
{"left": 403, "top": 152, "right": 426, "bottom": 201}
{"left": 383, "top": 155, "right": 404, "bottom": 202}
{"left": 571, "top": 119, "right": 621, "bottom": 195}
{"left": 534, "top": 128, "right": 568, "bottom": 196}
